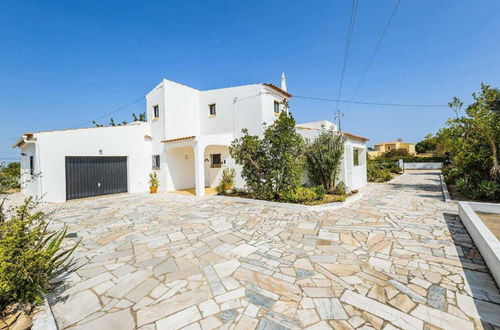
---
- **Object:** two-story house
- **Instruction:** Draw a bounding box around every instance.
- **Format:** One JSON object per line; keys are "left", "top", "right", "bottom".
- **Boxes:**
{"left": 368, "top": 139, "right": 416, "bottom": 158}
{"left": 14, "top": 75, "right": 368, "bottom": 202}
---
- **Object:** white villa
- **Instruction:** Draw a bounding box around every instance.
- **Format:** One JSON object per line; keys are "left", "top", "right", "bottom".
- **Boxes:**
{"left": 14, "top": 75, "right": 368, "bottom": 202}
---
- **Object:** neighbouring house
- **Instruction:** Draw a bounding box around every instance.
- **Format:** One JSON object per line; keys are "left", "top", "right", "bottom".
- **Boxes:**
{"left": 13, "top": 74, "right": 369, "bottom": 202}
{"left": 368, "top": 138, "right": 416, "bottom": 158}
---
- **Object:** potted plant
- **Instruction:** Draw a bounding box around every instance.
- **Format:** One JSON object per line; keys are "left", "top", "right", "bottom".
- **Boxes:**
{"left": 149, "top": 172, "right": 159, "bottom": 193}
{"left": 216, "top": 168, "right": 236, "bottom": 195}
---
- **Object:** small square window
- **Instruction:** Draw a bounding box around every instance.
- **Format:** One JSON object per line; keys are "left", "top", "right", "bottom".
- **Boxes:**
{"left": 153, "top": 105, "right": 160, "bottom": 118}
{"left": 152, "top": 154, "right": 160, "bottom": 169}
{"left": 209, "top": 104, "right": 216, "bottom": 116}
{"left": 210, "top": 154, "right": 221, "bottom": 168}
{"left": 274, "top": 101, "right": 280, "bottom": 114}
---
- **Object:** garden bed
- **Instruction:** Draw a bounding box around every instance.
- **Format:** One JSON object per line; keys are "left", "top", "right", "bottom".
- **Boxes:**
{"left": 458, "top": 202, "right": 500, "bottom": 287}
{"left": 443, "top": 182, "right": 500, "bottom": 203}
{"left": 214, "top": 190, "right": 363, "bottom": 211}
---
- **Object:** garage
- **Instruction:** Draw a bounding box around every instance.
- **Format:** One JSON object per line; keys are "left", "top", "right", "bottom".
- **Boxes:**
{"left": 65, "top": 156, "right": 128, "bottom": 200}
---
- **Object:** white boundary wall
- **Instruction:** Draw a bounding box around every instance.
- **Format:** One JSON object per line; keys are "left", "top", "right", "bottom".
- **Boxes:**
{"left": 403, "top": 162, "right": 442, "bottom": 170}
{"left": 458, "top": 202, "right": 500, "bottom": 287}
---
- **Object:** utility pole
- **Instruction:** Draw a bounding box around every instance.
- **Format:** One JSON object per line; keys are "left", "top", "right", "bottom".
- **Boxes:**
{"left": 334, "top": 108, "right": 344, "bottom": 132}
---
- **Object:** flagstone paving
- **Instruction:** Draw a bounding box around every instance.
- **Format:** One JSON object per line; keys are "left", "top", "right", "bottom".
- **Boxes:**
{"left": 43, "top": 170, "right": 500, "bottom": 329}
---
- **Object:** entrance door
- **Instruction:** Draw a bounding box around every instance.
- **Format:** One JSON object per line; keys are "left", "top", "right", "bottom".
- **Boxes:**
{"left": 344, "top": 146, "right": 353, "bottom": 190}
{"left": 65, "top": 156, "right": 128, "bottom": 200}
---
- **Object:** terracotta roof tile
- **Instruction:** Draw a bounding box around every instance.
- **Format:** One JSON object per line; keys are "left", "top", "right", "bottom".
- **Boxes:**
{"left": 161, "top": 136, "right": 195, "bottom": 143}
{"left": 262, "top": 83, "right": 292, "bottom": 98}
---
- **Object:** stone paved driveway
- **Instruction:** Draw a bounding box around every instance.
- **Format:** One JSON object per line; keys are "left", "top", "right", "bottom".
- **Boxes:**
{"left": 45, "top": 170, "right": 500, "bottom": 330}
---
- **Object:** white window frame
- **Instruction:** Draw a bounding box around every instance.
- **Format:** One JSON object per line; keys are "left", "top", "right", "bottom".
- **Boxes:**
{"left": 274, "top": 101, "right": 280, "bottom": 114}
{"left": 152, "top": 154, "right": 160, "bottom": 169}
{"left": 153, "top": 105, "right": 160, "bottom": 118}
{"left": 209, "top": 103, "right": 216, "bottom": 116}
{"left": 353, "top": 147, "right": 365, "bottom": 167}
{"left": 210, "top": 153, "right": 222, "bottom": 168}
{"left": 29, "top": 155, "right": 34, "bottom": 176}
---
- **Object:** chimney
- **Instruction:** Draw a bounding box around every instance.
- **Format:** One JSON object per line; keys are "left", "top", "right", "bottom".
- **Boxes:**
{"left": 280, "top": 72, "right": 287, "bottom": 92}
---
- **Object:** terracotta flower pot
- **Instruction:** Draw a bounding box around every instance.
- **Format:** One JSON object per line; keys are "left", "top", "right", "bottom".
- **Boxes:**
{"left": 150, "top": 186, "right": 158, "bottom": 193}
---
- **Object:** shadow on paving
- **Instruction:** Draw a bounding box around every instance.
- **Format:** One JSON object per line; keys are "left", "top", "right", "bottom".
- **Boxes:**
{"left": 442, "top": 212, "right": 500, "bottom": 328}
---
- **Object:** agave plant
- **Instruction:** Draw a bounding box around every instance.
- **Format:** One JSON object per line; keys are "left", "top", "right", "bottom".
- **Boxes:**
{"left": 0, "top": 198, "right": 79, "bottom": 308}
{"left": 216, "top": 168, "right": 236, "bottom": 194}
{"left": 149, "top": 172, "right": 160, "bottom": 187}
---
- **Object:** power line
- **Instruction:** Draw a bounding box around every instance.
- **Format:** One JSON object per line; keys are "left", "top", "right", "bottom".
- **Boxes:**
{"left": 335, "top": 0, "right": 359, "bottom": 112}
{"left": 350, "top": 0, "right": 401, "bottom": 100}
{"left": 68, "top": 96, "right": 145, "bottom": 129}
{"left": 294, "top": 95, "right": 448, "bottom": 107}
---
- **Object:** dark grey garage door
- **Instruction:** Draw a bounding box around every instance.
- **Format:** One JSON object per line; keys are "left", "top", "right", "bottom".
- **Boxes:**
{"left": 65, "top": 156, "right": 128, "bottom": 200}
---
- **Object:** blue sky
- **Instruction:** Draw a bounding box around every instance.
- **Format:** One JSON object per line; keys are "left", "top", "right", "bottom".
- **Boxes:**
{"left": 1, "top": 0, "right": 499, "bottom": 162}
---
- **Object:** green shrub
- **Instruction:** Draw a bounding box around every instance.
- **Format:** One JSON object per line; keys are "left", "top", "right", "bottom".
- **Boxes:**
{"left": 0, "top": 162, "right": 20, "bottom": 190}
{"left": 280, "top": 186, "right": 317, "bottom": 203}
{"left": 305, "top": 130, "right": 346, "bottom": 193}
{"left": 230, "top": 106, "right": 305, "bottom": 200}
{"left": 311, "top": 186, "right": 326, "bottom": 200}
{"left": 332, "top": 181, "right": 346, "bottom": 195}
{"left": 388, "top": 165, "right": 403, "bottom": 174}
{"left": 0, "top": 199, "right": 78, "bottom": 310}
{"left": 454, "top": 177, "right": 469, "bottom": 192}
{"left": 477, "top": 180, "right": 500, "bottom": 200}
{"left": 367, "top": 161, "right": 392, "bottom": 182}
{"left": 216, "top": 168, "right": 236, "bottom": 195}
{"left": 381, "top": 149, "right": 410, "bottom": 158}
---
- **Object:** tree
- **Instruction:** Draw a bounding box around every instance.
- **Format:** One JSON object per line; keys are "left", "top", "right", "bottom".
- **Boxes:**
{"left": 230, "top": 105, "right": 305, "bottom": 200}
{"left": 435, "top": 84, "right": 500, "bottom": 200}
{"left": 381, "top": 148, "right": 409, "bottom": 158}
{"left": 93, "top": 112, "right": 146, "bottom": 127}
{"left": 415, "top": 134, "right": 438, "bottom": 154}
{"left": 466, "top": 84, "right": 500, "bottom": 178}
{"left": 305, "top": 129, "right": 346, "bottom": 193}
{"left": 448, "top": 96, "right": 463, "bottom": 119}
{"left": 132, "top": 112, "right": 146, "bottom": 122}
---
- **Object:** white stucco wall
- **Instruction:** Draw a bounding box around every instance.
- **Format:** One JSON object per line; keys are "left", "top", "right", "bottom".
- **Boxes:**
{"left": 20, "top": 143, "right": 39, "bottom": 199}
{"left": 165, "top": 146, "right": 195, "bottom": 191}
{"left": 346, "top": 139, "right": 368, "bottom": 191}
{"left": 199, "top": 84, "right": 266, "bottom": 138}
{"left": 20, "top": 123, "right": 151, "bottom": 202}
{"left": 204, "top": 145, "right": 231, "bottom": 188}
{"left": 163, "top": 80, "right": 200, "bottom": 140}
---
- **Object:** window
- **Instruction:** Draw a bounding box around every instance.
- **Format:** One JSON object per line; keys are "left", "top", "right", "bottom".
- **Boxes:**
{"left": 210, "top": 154, "right": 222, "bottom": 168}
{"left": 209, "top": 104, "right": 216, "bottom": 116}
{"left": 153, "top": 105, "right": 160, "bottom": 118}
{"left": 353, "top": 149, "right": 359, "bottom": 166}
{"left": 152, "top": 154, "right": 160, "bottom": 169}
{"left": 274, "top": 101, "right": 280, "bottom": 114}
{"left": 29, "top": 156, "right": 34, "bottom": 176}
{"left": 353, "top": 148, "right": 365, "bottom": 166}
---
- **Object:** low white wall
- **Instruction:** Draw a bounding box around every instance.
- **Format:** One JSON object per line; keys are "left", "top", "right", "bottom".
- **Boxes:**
{"left": 458, "top": 202, "right": 500, "bottom": 287}
{"left": 403, "top": 162, "right": 442, "bottom": 170}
